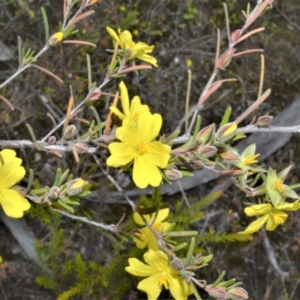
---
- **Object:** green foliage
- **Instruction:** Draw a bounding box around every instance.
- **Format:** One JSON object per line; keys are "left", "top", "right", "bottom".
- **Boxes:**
{"left": 33, "top": 208, "right": 132, "bottom": 299}
{"left": 197, "top": 232, "right": 253, "bottom": 243}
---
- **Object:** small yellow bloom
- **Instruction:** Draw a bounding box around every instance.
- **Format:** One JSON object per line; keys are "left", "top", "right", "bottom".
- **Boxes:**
{"left": 106, "top": 26, "right": 158, "bottom": 66}
{"left": 0, "top": 256, "right": 2, "bottom": 263}
{"left": 125, "top": 249, "right": 193, "bottom": 300}
{"left": 186, "top": 58, "right": 193, "bottom": 67}
{"left": 133, "top": 208, "right": 173, "bottom": 250}
{"left": 266, "top": 167, "right": 299, "bottom": 207}
{"left": 110, "top": 81, "right": 149, "bottom": 126}
{"left": 133, "top": 29, "right": 139, "bottom": 36}
{"left": 49, "top": 31, "right": 64, "bottom": 46}
{"left": 238, "top": 201, "right": 300, "bottom": 235}
{"left": 119, "top": 5, "right": 126, "bottom": 11}
{"left": 223, "top": 122, "right": 237, "bottom": 137}
{"left": 107, "top": 112, "right": 171, "bottom": 188}
{"left": 0, "top": 149, "right": 30, "bottom": 218}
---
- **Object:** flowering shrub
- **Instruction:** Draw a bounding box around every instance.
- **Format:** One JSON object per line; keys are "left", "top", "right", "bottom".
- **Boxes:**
{"left": 1, "top": 0, "right": 299, "bottom": 299}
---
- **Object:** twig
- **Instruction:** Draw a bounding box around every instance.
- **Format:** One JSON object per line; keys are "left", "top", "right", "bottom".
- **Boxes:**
{"left": 238, "top": 125, "right": 300, "bottom": 134}
{"left": 262, "top": 229, "right": 289, "bottom": 279}
{"left": 51, "top": 208, "right": 117, "bottom": 232}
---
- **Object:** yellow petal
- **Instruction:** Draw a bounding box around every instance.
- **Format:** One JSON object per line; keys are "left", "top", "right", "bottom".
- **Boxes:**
{"left": 133, "top": 155, "right": 162, "bottom": 188}
{"left": 107, "top": 143, "right": 134, "bottom": 167}
{"left": 128, "top": 96, "right": 149, "bottom": 122}
{"left": 137, "top": 273, "right": 162, "bottom": 300}
{"left": 266, "top": 209, "right": 287, "bottom": 230}
{"left": 119, "top": 81, "right": 130, "bottom": 117}
{"left": 133, "top": 228, "right": 150, "bottom": 249}
{"left": 133, "top": 211, "right": 145, "bottom": 225}
{"left": 155, "top": 208, "right": 170, "bottom": 223}
{"left": 137, "top": 53, "right": 158, "bottom": 66}
{"left": 0, "top": 149, "right": 22, "bottom": 166}
{"left": 277, "top": 201, "right": 300, "bottom": 211}
{"left": 244, "top": 204, "right": 272, "bottom": 216}
{"left": 0, "top": 189, "right": 30, "bottom": 218}
{"left": 109, "top": 106, "right": 125, "bottom": 121}
{"left": 119, "top": 30, "right": 134, "bottom": 49}
{"left": 0, "top": 163, "right": 25, "bottom": 189}
{"left": 106, "top": 26, "right": 119, "bottom": 43}
{"left": 145, "top": 141, "right": 171, "bottom": 168}
{"left": 169, "top": 276, "right": 193, "bottom": 300}
{"left": 238, "top": 214, "right": 269, "bottom": 235}
{"left": 125, "top": 257, "right": 157, "bottom": 277}
{"left": 144, "top": 249, "right": 168, "bottom": 270}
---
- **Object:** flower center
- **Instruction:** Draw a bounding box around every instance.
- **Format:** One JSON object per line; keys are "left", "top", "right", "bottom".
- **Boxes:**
{"left": 274, "top": 178, "right": 284, "bottom": 192}
{"left": 132, "top": 112, "right": 139, "bottom": 121}
{"left": 152, "top": 221, "right": 161, "bottom": 231}
{"left": 242, "top": 153, "right": 260, "bottom": 165}
{"left": 137, "top": 143, "right": 147, "bottom": 155}
{"left": 158, "top": 272, "right": 170, "bottom": 290}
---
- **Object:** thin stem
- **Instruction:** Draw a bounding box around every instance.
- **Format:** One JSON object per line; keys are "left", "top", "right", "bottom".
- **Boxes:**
{"left": 51, "top": 208, "right": 117, "bottom": 232}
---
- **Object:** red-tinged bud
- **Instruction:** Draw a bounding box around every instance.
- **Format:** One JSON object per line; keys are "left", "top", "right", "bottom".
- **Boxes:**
{"left": 216, "top": 122, "right": 237, "bottom": 142}
{"left": 89, "top": 89, "right": 101, "bottom": 101}
{"left": 66, "top": 178, "right": 86, "bottom": 196}
{"left": 73, "top": 142, "right": 89, "bottom": 153}
{"left": 63, "top": 125, "right": 77, "bottom": 140}
{"left": 191, "top": 160, "right": 204, "bottom": 170}
{"left": 165, "top": 169, "right": 183, "bottom": 181}
{"left": 230, "top": 29, "right": 241, "bottom": 44}
{"left": 227, "top": 287, "right": 249, "bottom": 300}
{"left": 48, "top": 136, "right": 56, "bottom": 145}
{"left": 197, "top": 145, "right": 218, "bottom": 158}
{"left": 219, "top": 150, "right": 240, "bottom": 164}
{"left": 216, "top": 48, "right": 236, "bottom": 70}
{"left": 49, "top": 32, "right": 64, "bottom": 46}
{"left": 256, "top": 115, "right": 273, "bottom": 127}
{"left": 49, "top": 186, "right": 61, "bottom": 200}
{"left": 206, "top": 287, "right": 227, "bottom": 300}
{"left": 197, "top": 124, "right": 215, "bottom": 145}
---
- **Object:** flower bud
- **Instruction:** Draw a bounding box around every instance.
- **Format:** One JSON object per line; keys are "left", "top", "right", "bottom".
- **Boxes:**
{"left": 216, "top": 122, "right": 237, "bottom": 142}
{"left": 63, "top": 125, "right": 77, "bottom": 140}
{"left": 191, "top": 160, "right": 204, "bottom": 170}
{"left": 170, "top": 257, "right": 184, "bottom": 270}
{"left": 206, "top": 287, "right": 227, "bottom": 300}
{"left": 197, "top": 124, "right": 215, "bottom": 145}
{"left": 230, "top": 29, "right": 241, "bottom": 44}
{"left": 227, "top": 287, "right": 249, "bottom": 300}
{"left": 48, "top": 136, "right": 57, "bottom": 145}
{"left": 73, "top": 142, "right": 89, "bottom": 153}
{"left": 197, "top": 145, "right": 218, "bottom": 158}
{"left": 89, "top": 89, "right": 102, "bottom": 101}
{"left": 256, "top": 115, "right": 273, "bottom": 127}
{"left": 165, "top": 169, "right": 183, "bottom": 181}
{"left": 216, "top": 48, "right": 236, "bottom": 70}
{"left": 49, "top": 186, "right": 61, "bottom": 200}
{"left": 219, "top": 150, "right": 240, "bottom": 164}
{"left": 66, "top": 178, "right": 86, "bottom": 196}
{"left": 49, "top": 32, "right": 64, "bottom": 46}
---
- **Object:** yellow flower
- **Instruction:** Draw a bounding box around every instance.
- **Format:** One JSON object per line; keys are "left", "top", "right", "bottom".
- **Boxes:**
{"left": 133, "top": 208, "right": 173, "bottom": 250}
{"left": 0, "top": 256, "right": 2, "bottom": 263}
{"left": 107, "top": 112, "right": 171, "bottom": 188}
{"left": 238, "top": 201, "right": 300, "bottom": 235}
{"left": 49, "top": 31, "right": 64, "bottom": 45}
{"left": 106, "top": 26, "right": 158, "bottom": 66}
{"left": 110, "top": 81, "right": 149, "bottom": 125}
{"left": 125, "top": 249, "right": 193, "bottom": 300}
{"left": 186, "top": 58, "right": 193, "bottom": 67}
{"left": 0, "top": 149, "right": 30, "bottom": 218}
